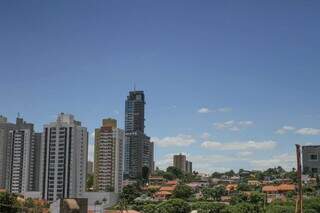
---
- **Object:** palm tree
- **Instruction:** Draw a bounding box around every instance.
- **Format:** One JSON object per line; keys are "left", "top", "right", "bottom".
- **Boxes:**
{"left": 119, "top": 199, "right": 128, "bottom": 213}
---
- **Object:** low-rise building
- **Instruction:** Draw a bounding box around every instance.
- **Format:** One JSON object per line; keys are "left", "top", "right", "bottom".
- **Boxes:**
{"left": 226, "top": 184, "right": 238, "bottom": 192}
{"left": 187, "top": 181, "right": 209, "bottom": 191}
{"left": 302, "top": 145, "right": 320, "bottom": 175}
{"left": 148, "top": 176, "right": 164, "bottom": 185}
{"left": 248, "top": 180, "right": 262, "bottom": 186}
{"left": 262, "top": 184, "right": 296, "bottom": 195}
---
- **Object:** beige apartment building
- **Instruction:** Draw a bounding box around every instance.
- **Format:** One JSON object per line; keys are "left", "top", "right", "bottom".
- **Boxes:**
{"left": 94, "top": 118, "right": 124, "bottom": 193}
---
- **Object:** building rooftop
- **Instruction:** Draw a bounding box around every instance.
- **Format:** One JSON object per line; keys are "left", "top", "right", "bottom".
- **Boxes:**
{"left": 262, "top": 184, "right": 296, "bottom": 193}
{"left": 159, "top": 186, "right": 176, "bottom": 192}
{"left": 166, "top": 180, "right": 178, "bottom": 185}
{"left": 155, "top": 191, "right": 172, "bottom": 196}
{"left": 64, "top": 199, "right": 80, "bottom": 210}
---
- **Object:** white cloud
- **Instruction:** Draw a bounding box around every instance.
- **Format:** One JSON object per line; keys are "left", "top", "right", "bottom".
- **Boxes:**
{"left": 250, "top": 153, "right": 295, "bottom": 170}
{"left": 217, "top": 107, "right": 232, "bottom": 112}
{"left": 157, "top": 153, "right": 250, "bottom": 173}
{"left": 198, "top": 107, "right": 210, "bottom": 113}
{"left": 213, "top": 120, "right": 253, "bottom": 131}
{"left": 156, "top": 155, "right": 173, "bottom": 169}
{"left": 275, "top": 125, "right": 320, "bottom": 136}
{"left": 275, "top": 126, "right": 296, "bottom": 134}
{"left": 295, "top": 128, "right": 320, "bottom": 136}
{"left": 197, "top": 107, "right": 232, "bottom": 114}
{"left": 156, "top": 152, "right": 294, "bottom": 173}
{"left": 201, "top": 132, "right": 211, "bottom": 140}
{"left": 156, "top": 152, "right": 189, "bottom": 170}
{"left": 167, "top": 105, "right": 177, "bottom": 110}
{"left": 152, "top": 134, "right": 196, "bottom": 147}
{"left": 189, "top": 154, "right": 238, "bottom": 163}
{"left": 190, "top": 155, "right": 239, "bottom": 173}
{"left": 201, "top": 140, "right": 277, "bottom": 151}
{"left": 237, "top": 151, "right": 253, "bottom": 157}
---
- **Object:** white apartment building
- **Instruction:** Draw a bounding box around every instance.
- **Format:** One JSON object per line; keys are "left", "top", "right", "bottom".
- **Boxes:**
{"left": 40, "top": 113, "right": 88, "bottom": 201}
{"left": 1, "top": 117, "right": 41, "bottom": 194}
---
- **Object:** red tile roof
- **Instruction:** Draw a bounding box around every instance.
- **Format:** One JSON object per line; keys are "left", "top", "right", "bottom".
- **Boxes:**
{"left": 89, "top": 210, "right": 140, "bottom": 213}
{"left": 160, "top": 186, "right": 176, "bottom": 191}
{"left": 277, "top": 184, "right": 296, "bottom": 191}
{"left": 262, "top": 184, "right": 296, "bottom": 193}
{"left": 166, "top": 180, "right": 178, "bottom": 185}
{"left": 155, "top": 191, "right": 172, "bottom": 196}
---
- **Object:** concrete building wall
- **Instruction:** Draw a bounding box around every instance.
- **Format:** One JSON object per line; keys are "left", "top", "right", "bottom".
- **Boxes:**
{"left": 87, "top": 161, "right": 94, "bottom": 175}
{"left": 94, "top": 118, "right": 124, "bottom": 193}
{"left": 174, "top": 154, "right": 187, "bottom": 172}
{"left": 32, "top": 133, "right": 42, "bottom": 191}
{"left": 127, "top": 131, "right": 145, "bottom": 178}
{"left": 185, "top": 161, "right": 193, "bottom": 174}
{"left": 77, "top": 191, "right": 119, "bottom": 208}
{"left": 42, "top": 113, "right": 88, "bottom": 201}
{"left": 302, "top": 145, "right": 320, "bottom": 175}
{"left": 0, "top": 117, "right": 41, "bottom": 193}
{"left": 0, "top": 116, "right": 15, "bottom": 189}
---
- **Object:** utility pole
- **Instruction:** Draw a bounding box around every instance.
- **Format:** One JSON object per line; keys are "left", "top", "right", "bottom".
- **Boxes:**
{"left": 295, "top": 144, "right": 303, "bottom": 213}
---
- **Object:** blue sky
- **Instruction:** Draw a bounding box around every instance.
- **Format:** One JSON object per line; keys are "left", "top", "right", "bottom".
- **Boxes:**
{"left": 1, "top": 0, "right": 320, "bottom": 173}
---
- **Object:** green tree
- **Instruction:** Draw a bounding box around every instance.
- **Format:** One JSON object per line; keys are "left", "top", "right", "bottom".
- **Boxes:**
{"left": 249, "top": 192, "right": 264, "bottom": 205}
{"left": 154, "top": 167, "right": 165, "bottom": 176}
{"left": 284, "top": 168, "right": 297, "bottom": 183}
{"left": 304, "top": 197, "right": 320, "bottom": 212}
{"left": 118, "top": 199, "right": 128, "bottom": 213}
{"left": 224, "top": 203, "right": 263, "bottom": 213}
{"left": 86, "top": 173, "right": 94, "bottom": 191}
{"left": 172, "top": 184, "right": 193, "bottom": 200}
{"left": 143, "top": 204, "right": 157, "bottom": 213}
{"left": 167, "top": 166, "right": 183, "bottom": 179}
{"left": 202, "top": 186, "right": 226, "bottom": 201}
{"left": 266, "top": 205, "right": 295, "bottom": 213}
{"left": 0, "top": 192, "right": 18, "bottom": 213}
{"left": 181, "top": 172, "right": 196, "bottom": 183}
{"left": 156, "top": 198, "right": 191, "bottom": 213}
{"left": 237, "top": 182, "right": 250, "bottom": 192}
{"left": 230, "top": 193, "right": 248, "bottom": 205}
{"left": 163, "top": 172, "right": 176, "bottom": 180}
{"left": 24, "top": 197, "right": 34, "bottom": 208}
{"left": 224, "top": 170, "right": 235, "bottom": 178}
{"left": 211, "top": 172, "right": 223, "bottom": 178}
{"left": 192, "top": 202, "right": 227, "bottom": 213}
{"left": 120, "top": 184, "right": 141, "bottom": 204}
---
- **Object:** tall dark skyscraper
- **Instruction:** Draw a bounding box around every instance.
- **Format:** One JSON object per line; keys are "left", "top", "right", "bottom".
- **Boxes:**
{"left": 124, "top": 90, "right": 154, "bottom": 179}
{"left": 125, "top": 91, "right": 145, "bottom": 133}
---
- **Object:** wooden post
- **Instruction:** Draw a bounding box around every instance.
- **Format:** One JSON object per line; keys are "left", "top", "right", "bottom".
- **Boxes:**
{"left": 295, "top": 144, "right": 303, "bottom": 213}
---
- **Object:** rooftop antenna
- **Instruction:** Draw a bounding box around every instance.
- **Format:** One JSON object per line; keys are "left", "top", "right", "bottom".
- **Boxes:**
{"left": 133, "top": 82, "right": 136, "bottom": 91}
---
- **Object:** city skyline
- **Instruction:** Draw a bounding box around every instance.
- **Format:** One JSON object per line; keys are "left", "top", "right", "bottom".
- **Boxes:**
{"left": 1, "top": 0, "right": 320, "bottom": 174}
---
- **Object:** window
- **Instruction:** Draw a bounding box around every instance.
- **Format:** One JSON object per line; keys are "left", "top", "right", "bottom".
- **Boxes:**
{"left": 310, "top": 154, "right": 318, "bottom": 160}
{"left": 311, "top": 168, "right": 318, "bottom": 173}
